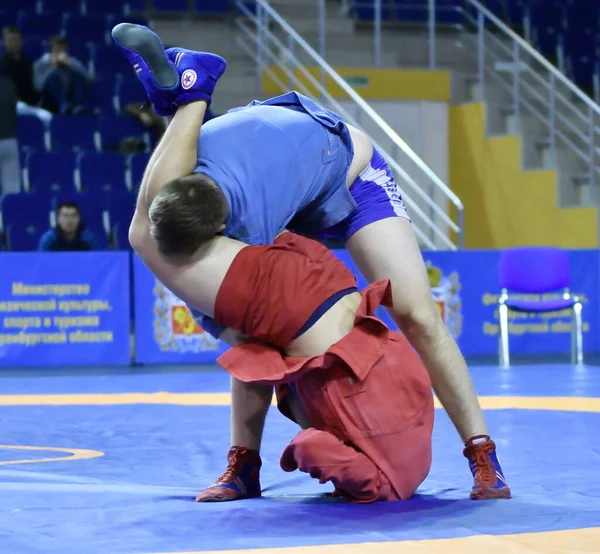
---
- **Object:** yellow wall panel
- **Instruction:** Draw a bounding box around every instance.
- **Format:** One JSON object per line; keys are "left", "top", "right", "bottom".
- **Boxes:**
{"left": 450, "top": 102, "right": 598, "bottom": 248}
{"left": 262, "top": 66, "right": 451, "bottom": 101}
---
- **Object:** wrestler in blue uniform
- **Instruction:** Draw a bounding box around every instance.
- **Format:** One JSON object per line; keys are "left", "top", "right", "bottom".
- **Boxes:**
{"left": 112, "top": 23, "right": 511, "bottom": 504}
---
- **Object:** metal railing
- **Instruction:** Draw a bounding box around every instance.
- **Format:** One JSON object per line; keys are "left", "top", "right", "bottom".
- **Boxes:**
{"left": 323, "top": 0, "right": 599, "bottom": 204}
{"left": 463, "top": 0, "right": 600, "bottom": 203}
{"left": 232, "top": 0, "right": 464, "bottom": 250}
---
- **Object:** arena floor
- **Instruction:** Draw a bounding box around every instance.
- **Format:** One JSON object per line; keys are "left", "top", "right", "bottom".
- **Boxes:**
{"left": 0, "top": 363, "right": 599, "bottom": 554}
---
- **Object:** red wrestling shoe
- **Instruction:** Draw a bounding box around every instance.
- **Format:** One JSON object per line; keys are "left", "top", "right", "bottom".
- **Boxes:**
{"left": 195, "top": 446, "right": 262, "bottom": 502}
{"left": 463, "top": 435, "right": 511, "bottom": 500}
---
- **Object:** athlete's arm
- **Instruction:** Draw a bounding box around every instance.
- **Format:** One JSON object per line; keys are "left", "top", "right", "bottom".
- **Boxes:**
{"left": 128, "top": 100, "right": 231, "bottom": 314}
{"left": 129, "top": 100, "right": 206, "bottom": 251}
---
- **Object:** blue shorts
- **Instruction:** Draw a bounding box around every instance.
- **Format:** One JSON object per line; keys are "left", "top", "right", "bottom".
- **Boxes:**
{"left": 317, "top": 148, "right": 410, "bottom": 243}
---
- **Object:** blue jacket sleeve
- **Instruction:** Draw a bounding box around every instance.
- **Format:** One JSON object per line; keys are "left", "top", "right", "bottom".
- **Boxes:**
{"left": 82, "top": 229, "right": 100, "bottom": 251}
{"left": 197, "top": 314, "right": 225, "bottom": 340}
{"left": 38, "top": 230, "right": 55, "bottom": 251}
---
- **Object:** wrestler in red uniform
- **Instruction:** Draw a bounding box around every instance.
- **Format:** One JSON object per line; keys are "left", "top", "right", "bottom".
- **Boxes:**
{"left": 197, "top": 233, "right": 510, "bottom": 502}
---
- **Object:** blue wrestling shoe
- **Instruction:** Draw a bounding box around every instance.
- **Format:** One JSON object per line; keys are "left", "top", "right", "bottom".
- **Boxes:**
{"left": 195, "top": 446, "right": 262, "bottom": 502}
{"left": 463, "top": 435, "right": 511, "bottom": 500}
{"left": 164, "top": 47, "right": 227, "bottom": 108}
{"left": 111, "top": 23, "right": 179, "bottom": 115}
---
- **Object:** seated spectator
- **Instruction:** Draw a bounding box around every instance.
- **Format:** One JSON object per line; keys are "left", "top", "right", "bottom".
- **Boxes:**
{"left": 0, "top": 76, "right": 20, "bottom": 196}
{"left": 38, "top": 201, "right": 99, "bottom": 251}
{"left": 34, "top": 36, "right": 92, "bottom": 115}
{"left": 0, "top": 26, "right": 52, "bottom": 125}
{"left": 125, "top": 100, "right": 166, "bottom": 142}
{"left": 125, "top": 100, "right": 218, "bottom": 144}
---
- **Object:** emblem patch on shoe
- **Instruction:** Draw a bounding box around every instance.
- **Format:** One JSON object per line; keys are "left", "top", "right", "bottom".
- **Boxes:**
{"left": 181, "top": 69, "right": 197, "bottom": 90}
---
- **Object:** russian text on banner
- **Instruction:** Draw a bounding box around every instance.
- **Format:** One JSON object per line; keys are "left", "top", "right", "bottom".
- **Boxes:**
{"left": 333, "top": 249, "right": 600, "bottom": 357}
{"left": 0, "top": 252, "right": 131, "bottom": 367}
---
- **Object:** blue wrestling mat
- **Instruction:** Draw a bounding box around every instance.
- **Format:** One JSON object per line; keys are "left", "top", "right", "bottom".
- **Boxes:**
{"left": 0, "top": 364, "right": 599, "bottom": 553}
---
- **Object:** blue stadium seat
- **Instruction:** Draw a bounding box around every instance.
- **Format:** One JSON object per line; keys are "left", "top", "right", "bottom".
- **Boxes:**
{"left": 569, "top": 54, "right": 595, "bottom": 90}
{"left": 17, "top": 13, "right": 62, "bottom": 40}
{"left": 530, "top": 1, "right": 565, "bottom": 61}
{"left": 504, "top": 0, "right": 526, "bottom": 28}
{"left": 17, "top": 116, "right": 46, "bottom": 153}
{"left": 129, "top": 152, "right": 150, "bottom": 189}
{"left": 129, "top": 0, "right": 147, "bottom": 13}
{"left": 50, "top": 116, "right": 97, "bottom": 152}
{"left": 106, "top": 191, "right": 136, "bottom": 232}
{"left": 19, "top": 149, "right": 29, "bottom": 169}
{"left": 107, "top": 14, "right": 150, "bottom": 29}
{"left": 351, "top": 0, "right": 391, "bottom": 22}
{"left": 92, "top": 45, "right": 136, "bottom": 79}
{"left": 84, "top": 0, "right": 127, "bottom": 15}
{"left": 88, "top": 224, "right": 109, "bottom": 249}
{"left": 0, "top": 10, "right": 17, "bottom": 29}
{"left": 27, "top": 152, "right": 78, "bottom": 195}
{"left": 6, "top": 220, "right": 47, "bottom": 251}
{"left": 1, "top": 193, "right": 51, "bottom": 230}
{"left": 64, "top": 14, "right": 107, "bottom": 45}
{"left": 21, "top": 38, "right": 45, "bottom": 62}
{"left": 393, "top": 0, "right": 466, "bottom": 26}
{"left": 41, "top": 0, "right": 83, "bottom": 14}
{"left": 193, "top": 0, "right": 230, "bottom": 15}
{"left": 89, "top": 79, "right": 117, "bottom": 113}
{"left": 393, "top": 0, "right": 428, "bottom": 24}
{"left": 112, "top": 222, "right": 131, "bottom": 249}
{"left": 534, "top": 25, "right": 560, "bottom": 60}
{"left": 79, "top": 152, "right": 127, "bottom": 194}
{"left": 432, "top": 0, "right": 464, "bottom": 26}
{"left": 561, "top": 31, "right": 598, "bottom": 60}
{"left": 11, "top": 0, "right": 38, "bottom": 14}
{"left": 116, "top": 79, "right": 147, "bottom": 111}
{"left": 67, "top": 39, "right": 91, "bottom": 66}
{"left": 98, "top": 115, "right": 147, "bottom": 150}
{"left": 151, "top": 0, "right": 189, "bottom": 13}
{"left": 564, "top": 2, "right": 600, "bottom": 31}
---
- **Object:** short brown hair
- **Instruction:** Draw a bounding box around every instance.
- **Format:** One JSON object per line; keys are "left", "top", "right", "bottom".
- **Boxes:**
{"left": 148, "top": 173, "right": 228, "bottom": 257}
{"left": 3, "top": 26, "right": 20, "bottom": 37}
{"left": 49, "top": 35, "right": 68, "bottom": 49}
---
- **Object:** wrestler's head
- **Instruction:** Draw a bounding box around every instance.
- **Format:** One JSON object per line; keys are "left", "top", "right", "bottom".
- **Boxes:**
{"left": 148, "top": 173, "right": 228, "bottom": 258}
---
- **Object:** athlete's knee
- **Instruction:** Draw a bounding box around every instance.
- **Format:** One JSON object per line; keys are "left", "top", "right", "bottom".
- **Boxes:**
{"left": 396, "top": 301, "right": 444, "bottom": 344}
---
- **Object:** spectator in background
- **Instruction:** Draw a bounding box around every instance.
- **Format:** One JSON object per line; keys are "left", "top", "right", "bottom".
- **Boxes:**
{"left": 38, "top": 201, "right": 99, "bottom": 251}
{"left": 0, "top": 26, "right": 52, "bottom": 125}
{"left": 124, "top": 100, "right": 218, "bottom": 144}
{"left": 34, "top": 36, "right": 92, "bottom": 115}
{"left": 0, "top": 76, "right": 21, "bottom": 196}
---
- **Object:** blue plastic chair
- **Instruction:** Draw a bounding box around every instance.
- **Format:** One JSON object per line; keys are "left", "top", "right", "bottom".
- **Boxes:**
{"left": 151, "top": 0, "right": 189, "bottom": 13}
{"left": 129, "top": 152, "right": 150, "bottom": 190}
{"left": 498, "top": 247, "right": 583, "bottom": 367}
{"left": 98, "top": 115, "right": 147, "bottom": 150}
{"left": 17, "top": 115, "right": 47, "bottom": 153}
{"left": 84, "top": 0, "right": 128, "bottom": 15}
{"left": 17, "top": 13, "right": 62, "bottom": 41}
{"left": 64, "top": 14, "right": 107, "bottom": 44}
{"left": 1, "top": 193, "right": 51, "bottom": 230}
{"left": 50, "top": 115, "right": 97, "bottom": 152}
{"left": 79, "top": 152, "right": 127, "bottom": 194}
{"left": 26, "top": 152, "right": 78, "bottom": 195}
{"left": 40, "top": 0, "right": 83, "bottom": 14}
{"left": 6, "top": 220, "right": 47, "bottom": 251}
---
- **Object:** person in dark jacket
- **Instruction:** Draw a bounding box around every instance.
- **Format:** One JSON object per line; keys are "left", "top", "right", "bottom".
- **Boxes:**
{"left": 0, "top": 26, "right": 52, "bottom": 124}
{"left": 38, "top": 201, "right": 100, "bottom": 251}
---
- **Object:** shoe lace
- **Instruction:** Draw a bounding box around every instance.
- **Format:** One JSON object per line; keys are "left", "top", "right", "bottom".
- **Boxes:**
{"left": 217, "top": 448, "right": 246, "bottom": 484}
{"left": 469, "top": 443, "right": 496, "bottom": 486}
